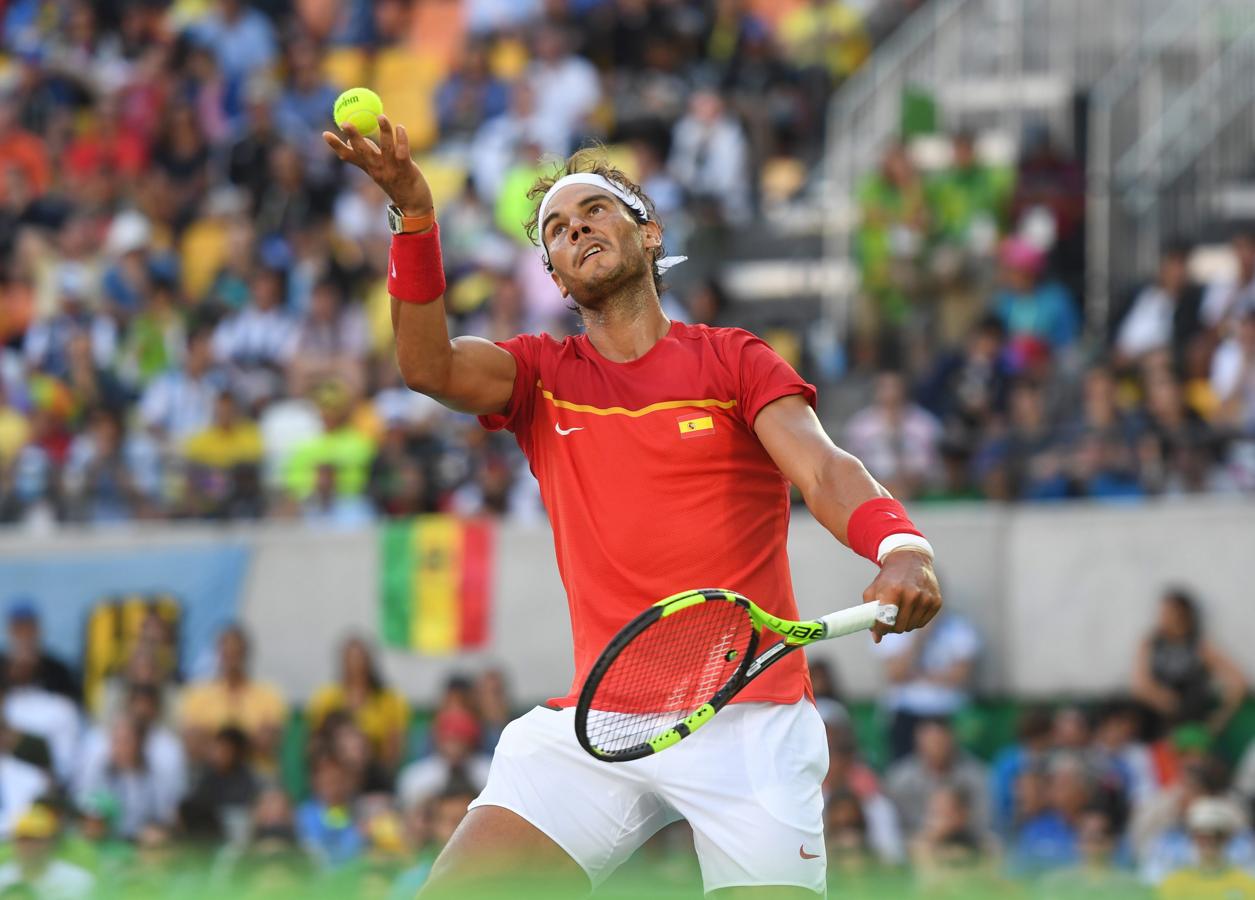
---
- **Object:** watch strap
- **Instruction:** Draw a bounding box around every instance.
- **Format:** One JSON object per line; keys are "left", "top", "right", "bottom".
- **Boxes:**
{"left": 389, "top": 205, "right": 436, "bottom": 234}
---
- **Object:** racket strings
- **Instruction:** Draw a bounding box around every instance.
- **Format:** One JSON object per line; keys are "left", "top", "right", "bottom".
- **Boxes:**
{"left": 584, "top": 599, "right": 755, "bottom": 755}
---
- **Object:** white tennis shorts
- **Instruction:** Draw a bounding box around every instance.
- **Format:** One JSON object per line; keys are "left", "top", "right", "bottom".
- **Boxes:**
{"left": 469, "top": 699, "right": 828, "bottom": 894}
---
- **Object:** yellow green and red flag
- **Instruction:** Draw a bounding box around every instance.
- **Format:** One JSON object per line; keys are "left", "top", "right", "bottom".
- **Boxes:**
{"left": 380, "top": 516, "right": 493, "bottom": 653}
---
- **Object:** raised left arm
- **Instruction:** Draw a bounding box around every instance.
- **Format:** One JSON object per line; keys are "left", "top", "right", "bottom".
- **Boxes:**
{"left": 754, "top": 394, "right": 942, "bottom": 641}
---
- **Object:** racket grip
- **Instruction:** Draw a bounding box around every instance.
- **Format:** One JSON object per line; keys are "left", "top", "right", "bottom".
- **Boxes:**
{"left": 820, "top": 602, "right": 898, "bottom": 638}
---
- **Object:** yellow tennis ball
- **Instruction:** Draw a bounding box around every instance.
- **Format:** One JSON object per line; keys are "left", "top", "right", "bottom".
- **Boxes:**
{"left": 333, "top": 87, "right": 383, "bottom": 137}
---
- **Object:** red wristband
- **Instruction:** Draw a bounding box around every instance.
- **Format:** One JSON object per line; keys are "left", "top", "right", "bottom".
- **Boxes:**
{"left": 388, "top": 221, "right": 446, "bottom": 304}
{"left": 846, "top": 498, "right": 924, "bottom": 565}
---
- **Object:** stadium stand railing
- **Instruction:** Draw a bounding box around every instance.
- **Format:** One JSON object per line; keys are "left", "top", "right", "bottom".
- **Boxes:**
{"left": 1089, "top": 2, "right": 1255, "bottom": 324}
{"left": 822, "top": 0, "right": 1188, "bottom": 331}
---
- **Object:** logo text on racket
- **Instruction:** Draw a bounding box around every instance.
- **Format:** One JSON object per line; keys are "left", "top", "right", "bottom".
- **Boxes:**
{"left": 782, "top": 623, "right": 824, "bottom": 642}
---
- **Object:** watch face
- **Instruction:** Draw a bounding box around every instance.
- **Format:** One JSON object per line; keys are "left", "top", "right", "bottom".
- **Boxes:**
{"left": 386, "top": 206, "right": 402, "bottom": 234}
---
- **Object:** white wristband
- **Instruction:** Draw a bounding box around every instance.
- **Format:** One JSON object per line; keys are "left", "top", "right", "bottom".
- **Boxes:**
{"left": 876, "top": 533, "right": 934, "bottom": 564}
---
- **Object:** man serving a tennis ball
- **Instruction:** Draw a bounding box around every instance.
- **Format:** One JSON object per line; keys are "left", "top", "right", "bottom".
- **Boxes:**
{"left": 324, "top": 104, "right": 941, "bottom": 897}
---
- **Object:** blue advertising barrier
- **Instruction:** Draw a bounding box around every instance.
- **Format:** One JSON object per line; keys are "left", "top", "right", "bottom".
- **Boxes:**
{"left": 0, "top": 542, "right": 251, "bottom": 693}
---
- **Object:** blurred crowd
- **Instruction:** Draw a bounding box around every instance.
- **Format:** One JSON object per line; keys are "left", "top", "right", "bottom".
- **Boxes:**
{"left": 0, "top": 598, "right": 517, "bottom": 899}
{"left": 1, "top": 0, "right": 1253, "bottom": 896}
{"left": 0, "top": 584, "right": 1252, "bottom": 897}
{"left": 0, "top": 0, "right": 923, "bottom": 530}
{"left": 0, "top": 1, "right": 1251, "bottom": 530}
{"left": 846, "top": 132, "right": 1255, "bottom": 503}
{"left": 816, "top": 584, "right": 1255, "bottom": 899}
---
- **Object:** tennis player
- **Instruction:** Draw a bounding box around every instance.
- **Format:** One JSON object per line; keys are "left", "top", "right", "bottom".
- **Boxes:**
{"left": 324, "top": 116, "right": 942, "bottom": 898}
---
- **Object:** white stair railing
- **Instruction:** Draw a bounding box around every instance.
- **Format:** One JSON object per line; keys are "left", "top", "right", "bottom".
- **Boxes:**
{"left": 1085, "top": 0, "right": 1234, "bottom": 333}
{"left": 1087, "top": 0, "right": 1255, "bottom": 332}
{"left": 821, "top": 0, "right": 1185, "bottom": 333}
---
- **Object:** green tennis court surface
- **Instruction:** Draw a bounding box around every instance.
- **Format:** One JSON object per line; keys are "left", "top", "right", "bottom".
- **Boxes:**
{"left": 46, "top": 855, "right": 1151, "bottom": 899}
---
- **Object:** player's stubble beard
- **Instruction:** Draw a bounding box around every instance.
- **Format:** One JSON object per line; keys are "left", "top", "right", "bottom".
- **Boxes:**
{"left": 564, "top": 235, "right": 660, "bottom": 330}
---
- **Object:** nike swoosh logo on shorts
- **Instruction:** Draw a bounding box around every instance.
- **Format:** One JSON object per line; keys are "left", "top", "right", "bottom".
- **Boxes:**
{"left": 390, "top": 259, "right": 397, "bottom": 278}
{"left": 554, "top": 423, "right": 584, "bottom": 436}
{"left": 799, "top": 845, "right": 820, "bottom": 860}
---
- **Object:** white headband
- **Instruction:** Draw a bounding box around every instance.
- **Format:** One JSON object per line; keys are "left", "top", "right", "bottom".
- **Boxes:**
{"left": 537, "top": 173, "right": 686, "bottom": 273}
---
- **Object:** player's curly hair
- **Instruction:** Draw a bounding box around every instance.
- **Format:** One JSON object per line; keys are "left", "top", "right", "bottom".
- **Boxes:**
{"left": 526, "top": 148, "right": 667, "bottom": 295}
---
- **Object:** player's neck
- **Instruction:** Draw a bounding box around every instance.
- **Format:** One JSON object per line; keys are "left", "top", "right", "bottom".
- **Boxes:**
{"left": 581, "top": 287, "right": 670, "bottom": 363}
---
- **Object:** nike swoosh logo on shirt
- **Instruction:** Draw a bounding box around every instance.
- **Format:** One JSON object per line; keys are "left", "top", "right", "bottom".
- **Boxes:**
{"left": 799, "top": 845, "right": 820, "bottom": 860}
{"left": 554, "top": 424, "right": 584, "bottom": 436}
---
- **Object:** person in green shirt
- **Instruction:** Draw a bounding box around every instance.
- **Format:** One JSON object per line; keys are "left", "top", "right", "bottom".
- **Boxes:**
{"left": 495, "top": 146, "right": 549, "bottom": 247}
{"left": 779, "top": 0, "right": 872, "bottom": 83}
{"left": 283, "top": 381, "right": 376, "bottom": 503}
{"left": 927, "top": 132, "right": 1016, "bottom": 344}
{"left": 929, "top": 132, "right": 1013, "bottom": 250}
{"left": 854, "top": 142, "right": 930, "bottom": 347}
{"left": 119, "top": 279, "right": 187, "bottom": 388}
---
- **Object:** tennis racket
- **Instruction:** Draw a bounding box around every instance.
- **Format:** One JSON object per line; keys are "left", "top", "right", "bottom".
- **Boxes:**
{"left": 574, "top": 588, "right": 896, "bottom": 762}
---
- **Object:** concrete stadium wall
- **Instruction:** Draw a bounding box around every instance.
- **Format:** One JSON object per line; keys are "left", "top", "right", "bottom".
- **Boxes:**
{"left": 1, "top": 498, "right": 1252, "bottom": 705}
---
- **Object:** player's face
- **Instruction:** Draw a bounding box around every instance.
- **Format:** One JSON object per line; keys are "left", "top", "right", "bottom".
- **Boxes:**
{"left": 542, "top": 184, "right": 659, "bottom": 307}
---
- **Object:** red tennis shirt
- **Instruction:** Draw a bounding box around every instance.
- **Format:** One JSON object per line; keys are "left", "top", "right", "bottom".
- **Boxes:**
{"left": 479, "top": 321, "right": 817, "bottom": 707}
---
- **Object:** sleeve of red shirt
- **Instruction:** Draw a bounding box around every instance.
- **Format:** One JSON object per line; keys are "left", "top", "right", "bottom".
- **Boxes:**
{"left": 477, "top": 334, "right": 541, "bottom": 434}
{"left": 730, "top": 329, "right": 817, "bottom": 427}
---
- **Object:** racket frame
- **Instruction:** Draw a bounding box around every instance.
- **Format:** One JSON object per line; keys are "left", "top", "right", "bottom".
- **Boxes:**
{"left": 575, "top": 588, "right": 889, "bottom": 762}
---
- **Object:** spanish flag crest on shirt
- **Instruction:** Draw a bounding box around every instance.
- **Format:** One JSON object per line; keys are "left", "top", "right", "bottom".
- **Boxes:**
{"left": 677, "top": 413, "right": 715, "bottom": 437}
{"left": 380, "top": 517, "right": 494, "bottom": 654}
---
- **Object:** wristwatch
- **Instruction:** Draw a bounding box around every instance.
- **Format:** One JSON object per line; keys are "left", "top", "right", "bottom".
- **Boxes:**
{"left": 386, "top": 204, "right": 435, "bottom": 235}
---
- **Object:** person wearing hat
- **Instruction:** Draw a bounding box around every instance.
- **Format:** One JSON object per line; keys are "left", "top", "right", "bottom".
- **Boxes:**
{"left": 1159, "top": 797, "right": 1255, "bottom": 898}
{"left": 992, "top": 235, "right": 1080, "bottom": 352}
{"left": 1137, "top": 755, "right": 1255, "bottom": 885}
{"left": 0, "top": 601, "right": 78, "bottom": 704}
{"left": 0, "top": 805, "right": 94, "bottom": 899}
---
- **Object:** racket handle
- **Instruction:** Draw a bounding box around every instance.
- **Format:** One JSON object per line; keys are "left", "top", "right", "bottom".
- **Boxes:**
{"left": 819, "top": 602, "right": 898, "bottom": 638}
